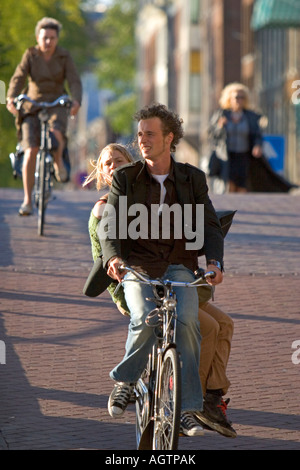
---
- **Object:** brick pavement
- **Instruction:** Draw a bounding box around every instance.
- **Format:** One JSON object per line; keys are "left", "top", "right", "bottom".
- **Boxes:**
{"left": 0, "top": 187, "right": 299, "bottom": 451}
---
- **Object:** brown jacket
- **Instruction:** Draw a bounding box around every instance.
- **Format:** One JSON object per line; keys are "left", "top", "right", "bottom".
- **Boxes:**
{"left": 7, "top": 45, "right": 82, "bottom": 114}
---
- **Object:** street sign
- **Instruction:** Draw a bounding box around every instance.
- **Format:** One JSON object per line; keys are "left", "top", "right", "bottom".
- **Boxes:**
{"left": 262, "top": 135, "right": 285, "bottom": 175}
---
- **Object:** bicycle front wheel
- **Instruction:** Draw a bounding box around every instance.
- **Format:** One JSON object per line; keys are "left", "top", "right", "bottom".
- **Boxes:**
{"left": 135, "top": 377, "right": 152, "bottom": 450}
{"left": 153, "top": 347, "right": 181, "bottom": 450}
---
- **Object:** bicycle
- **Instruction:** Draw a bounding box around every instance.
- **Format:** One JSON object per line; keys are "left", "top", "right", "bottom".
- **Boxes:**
{"left": 115, "top": 263, "right": 215, "bottom": 450}
{"left": 12, "top": 94, "right": 72, "bottom": 236}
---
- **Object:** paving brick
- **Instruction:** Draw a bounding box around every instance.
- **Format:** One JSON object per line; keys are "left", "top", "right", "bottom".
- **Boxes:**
{"left": 0, "top": 188, "right": 299, "bottom": 450}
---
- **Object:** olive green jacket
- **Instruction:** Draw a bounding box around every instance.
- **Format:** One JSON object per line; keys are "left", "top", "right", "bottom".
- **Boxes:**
{"left": 85, "top": 209, "right": 129, "bottom": 315}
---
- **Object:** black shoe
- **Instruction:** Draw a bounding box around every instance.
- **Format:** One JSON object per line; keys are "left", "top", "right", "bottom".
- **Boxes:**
{"left": 195, "top": 393, "right": 237, "bottom": 438}
{"left": 108, "top": 382, "right": 134, "bottom": 418}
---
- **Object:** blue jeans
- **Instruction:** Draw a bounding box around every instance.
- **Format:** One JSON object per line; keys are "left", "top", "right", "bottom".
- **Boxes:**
{"left": 110, "top": 264, "right": 203, "bottom": 412}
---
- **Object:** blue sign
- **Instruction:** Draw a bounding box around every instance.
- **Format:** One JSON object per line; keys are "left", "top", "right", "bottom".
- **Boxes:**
{"left": 262, "top": 135, "right": 285, "bottom": 175}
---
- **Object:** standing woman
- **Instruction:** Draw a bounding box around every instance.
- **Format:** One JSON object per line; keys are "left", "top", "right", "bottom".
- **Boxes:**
{"left": 209, "top": 82, "right": 263, "bottom": 193}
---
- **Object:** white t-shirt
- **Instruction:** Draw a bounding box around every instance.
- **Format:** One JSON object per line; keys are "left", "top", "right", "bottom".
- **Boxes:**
{"left": 152, "top": 174, "right": 169, "bottom": 213}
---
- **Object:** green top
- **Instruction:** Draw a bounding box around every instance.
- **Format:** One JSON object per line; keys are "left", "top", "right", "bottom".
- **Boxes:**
{"left": 88, "top": 209, "right": 130, "bottom": 316}
{"left": 88, "top": 210, "right": 102, "bottom": 263}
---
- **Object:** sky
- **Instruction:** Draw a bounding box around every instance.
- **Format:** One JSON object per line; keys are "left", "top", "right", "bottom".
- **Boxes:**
{"left": 82, "top": 0, "right": 113, "bottom": 12}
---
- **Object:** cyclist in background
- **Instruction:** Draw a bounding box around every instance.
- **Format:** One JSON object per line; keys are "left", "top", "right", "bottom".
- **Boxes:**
{"left": 6, "top": 17, "right": 82, "bottom": 216}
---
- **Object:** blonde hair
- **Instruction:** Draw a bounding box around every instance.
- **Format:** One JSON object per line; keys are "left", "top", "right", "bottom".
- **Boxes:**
{"left": 219, "top": 82, "right": 250, "bottom": 110}
{"left": 83, "top": 143, "right": 134, "bottom": 190}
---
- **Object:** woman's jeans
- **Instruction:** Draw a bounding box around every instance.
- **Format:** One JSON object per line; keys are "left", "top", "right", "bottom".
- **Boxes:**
{"left": 110, "top": 264, "right": 203, "bottom": 412}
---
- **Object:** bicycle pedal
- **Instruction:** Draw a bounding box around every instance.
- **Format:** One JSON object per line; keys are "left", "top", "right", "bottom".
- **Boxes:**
{"left": 146, "top": 297, "right": 163, "bottom": 305}
{"left": 145, "top": 308, "right": 163, "bottom": 328}
{"left": 146, "top": 297, "right": 163, "bottom": 306}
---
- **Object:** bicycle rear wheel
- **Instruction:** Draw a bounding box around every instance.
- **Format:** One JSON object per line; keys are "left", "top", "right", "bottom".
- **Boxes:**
{"left": 153, "top": 347, "right": 181, "bottom": 450}
{"left": 37, "top": 150, "right": 46, "bottom": 236}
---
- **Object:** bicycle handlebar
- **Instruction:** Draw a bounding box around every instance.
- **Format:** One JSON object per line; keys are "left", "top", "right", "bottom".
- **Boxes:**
{"left": 119, "top": 263, "right": 215, "bottom": 288}
{"left": 14, "top": 94, "right": 72, "bottom": 111}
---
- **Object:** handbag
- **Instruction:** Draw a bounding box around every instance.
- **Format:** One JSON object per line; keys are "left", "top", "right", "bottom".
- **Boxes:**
{"left": 196, "top": 209, "right": 237, "bottom": 303}
{"left": 217, "top": 210, "right": 237, "bottom": 237}
{"left": 83, "top": 256, "right": 112, "bottom": 297}
{"left": 197, "top": 281, "right": 214, "bottom": 304}
{"left": 197, "top": 210, "right": 237, "bottom": 257}
{"left": 208, "top": 149, "right": 222, "bottom": 177}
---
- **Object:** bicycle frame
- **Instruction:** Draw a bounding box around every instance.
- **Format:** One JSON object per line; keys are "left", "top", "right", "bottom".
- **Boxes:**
{"left": 14, "top": 94, "right": 72, "bottom": 235}
{"left": 34, "top": 108, "right": 54, "bottom": 235}
{"left": 116, "top": 264, "right": 215, "bottom": 450}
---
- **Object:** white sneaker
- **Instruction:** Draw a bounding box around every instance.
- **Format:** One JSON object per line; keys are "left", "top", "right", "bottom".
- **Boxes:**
{"left": 108, "top": 382, "right": 134, "bottom": 418}
{"left": 19, "top": 202, "right": 33, "bottom": 216}
{"left": 180, "top": 412, "right": 204, "bottom": 436}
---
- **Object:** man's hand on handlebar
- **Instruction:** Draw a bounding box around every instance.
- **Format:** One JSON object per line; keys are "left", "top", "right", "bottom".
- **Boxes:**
{"left": 206, "top": 264, "right": 223, "bottom": 286}
{"left": 107, "top": 259, "right": 224, "bottom": 285}
{"left": 107, "top": 257, "right": 127, "bottom": 282}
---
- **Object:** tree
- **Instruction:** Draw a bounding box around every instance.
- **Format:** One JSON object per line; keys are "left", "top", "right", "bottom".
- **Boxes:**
{"left": 0, "top": 0, "right": 88, "bottom": 187}
{"left": 95, "top": 0, "right": 138, "bottom": 137}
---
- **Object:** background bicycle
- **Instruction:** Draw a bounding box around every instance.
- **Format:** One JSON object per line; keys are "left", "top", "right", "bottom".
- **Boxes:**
{"left": 10, "top": 94, "right": 72, "bottom": 235}
{"left": 116, "top": 264, "right": 215, "bottom": 450}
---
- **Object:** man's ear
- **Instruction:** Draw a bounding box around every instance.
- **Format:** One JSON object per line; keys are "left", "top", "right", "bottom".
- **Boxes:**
{"left": 167, "top": 132, "right": 174, "bottom": 145}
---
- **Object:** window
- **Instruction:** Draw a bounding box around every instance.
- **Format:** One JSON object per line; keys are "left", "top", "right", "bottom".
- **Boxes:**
{"left": 189, "top": 50, "right": 202, "bottom": 111}
{"left": 190, "top": 0, "right": 201, "bottom": 24}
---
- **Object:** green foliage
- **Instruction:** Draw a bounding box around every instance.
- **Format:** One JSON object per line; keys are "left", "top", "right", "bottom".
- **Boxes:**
{"left": 0, "top": 0, "right": 87, "bottom": 82}
{"left": 105, "top": 93, "right": 137, "bottom": 136}
{"left": 95, "top": 0, "right": 137, "bottom": 94}
{"left": 0, "top": 0, "right": 139, "bottom": 186}
{"left": 0, "top": 0, "right": 88, "bottom": 187}
{"left": 95, "top": 0, "right": 138, "bottom": 136}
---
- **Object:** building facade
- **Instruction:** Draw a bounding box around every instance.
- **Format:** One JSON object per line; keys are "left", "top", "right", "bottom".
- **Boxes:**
{"left": 136, "top": 0, "right": 300, "bottom": 185}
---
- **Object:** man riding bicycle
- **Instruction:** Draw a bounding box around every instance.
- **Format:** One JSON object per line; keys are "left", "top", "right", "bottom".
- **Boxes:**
{"left": 99, "top": 103, "right": 224, "bottom": 436}
{"left": 6, "top": 17, "right": 82, "bottom": 216}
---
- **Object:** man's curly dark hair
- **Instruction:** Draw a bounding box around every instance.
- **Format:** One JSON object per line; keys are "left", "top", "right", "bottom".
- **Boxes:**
{"left": 134, "top": 102, "right": 184, "bottom": 153}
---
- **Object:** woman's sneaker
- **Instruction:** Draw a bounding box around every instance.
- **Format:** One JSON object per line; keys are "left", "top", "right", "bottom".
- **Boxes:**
{"left": 195, "top": 393, "right": 237, "bottom": 438}
{"left": 180, "top": 412, "right": 204, "bottom": 437}
{"left": 108, "top": 382, "right": 134, "bottom": 418}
